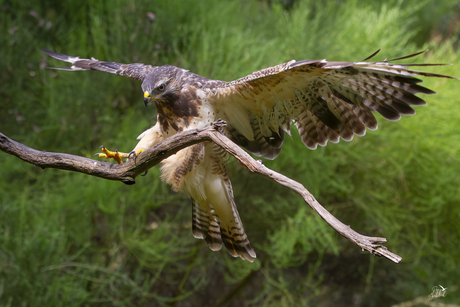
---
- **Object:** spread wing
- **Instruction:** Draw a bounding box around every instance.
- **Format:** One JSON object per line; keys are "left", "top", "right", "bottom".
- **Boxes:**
{"left": 215, "top": 50, "right": 457, "bottom": 159}
{"left": 40, "top": 49, "right": 153, "bottom": 81}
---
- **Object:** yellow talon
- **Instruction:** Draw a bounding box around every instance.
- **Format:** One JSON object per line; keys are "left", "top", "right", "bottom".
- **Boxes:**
{"left": 96, "top": 146, "right": 129, "bottom": 164}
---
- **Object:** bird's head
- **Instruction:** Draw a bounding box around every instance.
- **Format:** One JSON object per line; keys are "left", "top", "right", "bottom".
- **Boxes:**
{"left": 142, "top": 66, "right": 181, "bottom": 106}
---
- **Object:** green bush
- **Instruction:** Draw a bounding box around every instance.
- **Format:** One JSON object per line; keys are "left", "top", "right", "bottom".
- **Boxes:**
{"left": 1, "top": 0, "right": 459, "bottom": 306}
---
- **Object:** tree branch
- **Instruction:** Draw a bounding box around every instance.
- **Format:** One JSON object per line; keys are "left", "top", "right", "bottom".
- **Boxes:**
{"left": 0, "top": 120, "right": 401, "bottom": 263}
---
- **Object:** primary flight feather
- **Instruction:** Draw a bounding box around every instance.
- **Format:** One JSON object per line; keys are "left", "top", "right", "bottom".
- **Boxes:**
{"left": 41, "top": 49, "right": 456, "bottom": 262}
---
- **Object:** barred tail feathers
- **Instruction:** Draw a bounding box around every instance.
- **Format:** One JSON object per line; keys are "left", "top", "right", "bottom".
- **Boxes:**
{"left": 191, "top": 200, "right": 223, "bottom": 251}
{"left": 219, "top": 178, "right": 256, "bottom": 262}
{"left": 190, "top": 174, "right": 256, "bottom": 262}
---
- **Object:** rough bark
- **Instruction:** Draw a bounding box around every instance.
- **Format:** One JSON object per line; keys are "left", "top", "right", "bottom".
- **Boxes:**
{"left": 0, "top": 120, "right": 401, "bottom": 263}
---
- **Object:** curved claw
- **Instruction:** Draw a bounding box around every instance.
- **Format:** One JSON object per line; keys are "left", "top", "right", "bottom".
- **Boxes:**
{"left": 127, "top": 149, "right": 145, "bottom": 160}
{"left": 128, "top": 150, "right": 137, "bottom": 159}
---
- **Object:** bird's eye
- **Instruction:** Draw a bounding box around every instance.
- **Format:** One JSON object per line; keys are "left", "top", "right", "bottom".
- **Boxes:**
{"left": 157, "top": 84, "right": 165, "bottom": 91}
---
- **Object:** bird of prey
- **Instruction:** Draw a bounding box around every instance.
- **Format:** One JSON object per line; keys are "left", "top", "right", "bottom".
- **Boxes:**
{"left": 41, "top": 49, "right": 455, "bottom": 262}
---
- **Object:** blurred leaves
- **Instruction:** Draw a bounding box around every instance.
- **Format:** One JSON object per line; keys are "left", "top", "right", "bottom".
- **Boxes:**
{"left": 1, "top": 0, "right": 460, "bottom": 306}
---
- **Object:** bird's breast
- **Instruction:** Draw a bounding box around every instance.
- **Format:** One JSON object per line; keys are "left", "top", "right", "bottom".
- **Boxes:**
{"left": 156, "top": 87, "right": 217, "bottom": 136}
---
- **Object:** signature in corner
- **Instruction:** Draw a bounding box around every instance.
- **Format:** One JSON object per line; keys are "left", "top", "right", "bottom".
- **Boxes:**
{"left": 428, "top": 285, "right": 447, "bottom": 300}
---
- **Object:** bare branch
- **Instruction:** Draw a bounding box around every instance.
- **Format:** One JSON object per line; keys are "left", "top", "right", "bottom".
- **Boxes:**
{"left": 0, "top": 124, "right": 217, "bottom": 185}
{"left": 0, "top": 119, "right": 401, "bottom": 263}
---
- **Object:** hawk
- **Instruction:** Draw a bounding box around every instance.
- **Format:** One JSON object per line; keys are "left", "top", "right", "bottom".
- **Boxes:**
{"left": 41, "top": 49, "right": 455, "bottom": 262}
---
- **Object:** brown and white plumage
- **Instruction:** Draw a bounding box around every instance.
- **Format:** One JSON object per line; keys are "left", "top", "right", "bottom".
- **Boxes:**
{"left": 214, "top": 50, "right": 456, "bottom": 156}
{"left": 41, "top": 48, "right": 456, "bottom": 262}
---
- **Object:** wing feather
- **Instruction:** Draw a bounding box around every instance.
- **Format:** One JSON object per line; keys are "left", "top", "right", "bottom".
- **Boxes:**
{"left": 321, "top": 85, "right": 366, "bottom": 136}
{"left": 215, "top": 50, "right": 457, "bottom": 158}
{"left": 41, "top": 49, "right": 153, "bottom": 81}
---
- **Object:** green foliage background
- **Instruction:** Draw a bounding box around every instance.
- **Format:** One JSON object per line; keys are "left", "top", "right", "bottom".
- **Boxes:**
{"left": 1, "top": 0, "right": 459, "bottom": 306}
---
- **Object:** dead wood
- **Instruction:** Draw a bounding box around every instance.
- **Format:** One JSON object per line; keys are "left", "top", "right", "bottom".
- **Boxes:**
{"left": 0, "top": 119, "right": 401, "bottom": 263}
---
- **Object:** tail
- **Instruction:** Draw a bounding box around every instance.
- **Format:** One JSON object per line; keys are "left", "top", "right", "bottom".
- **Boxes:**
{"left": 219, "top": 197, "right": 257, "bottom": 262}
{"left": 192, "top": 200, "right": 223, "bottom": 252}
{"left": 191, "top": 179, "right": 256, "bottom": 262}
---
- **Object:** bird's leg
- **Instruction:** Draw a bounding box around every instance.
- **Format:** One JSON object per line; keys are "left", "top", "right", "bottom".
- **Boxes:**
{"left": 95, "top": 145, "right": 144, "bottom": 164}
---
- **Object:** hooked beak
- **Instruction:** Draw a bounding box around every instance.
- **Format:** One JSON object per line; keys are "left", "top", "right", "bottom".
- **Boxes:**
{"left": 144, "top": 90, "right": 151, "bottom": 106}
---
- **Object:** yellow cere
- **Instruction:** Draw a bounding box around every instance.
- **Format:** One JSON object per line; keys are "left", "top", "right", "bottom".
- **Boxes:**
{"left": 144, "top": 91, "right": 150, "bottom": 98}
